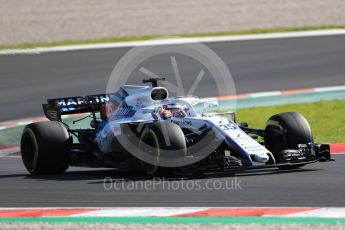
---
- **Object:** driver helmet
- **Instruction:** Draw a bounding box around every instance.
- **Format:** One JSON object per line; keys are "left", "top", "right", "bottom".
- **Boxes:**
{"left": 165, "top": 103, "right": 183, "bottom": 111}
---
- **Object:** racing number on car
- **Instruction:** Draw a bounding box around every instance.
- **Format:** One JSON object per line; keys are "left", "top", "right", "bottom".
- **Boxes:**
{"left": 219, "top": 123, "right": 237, "bottom": 131}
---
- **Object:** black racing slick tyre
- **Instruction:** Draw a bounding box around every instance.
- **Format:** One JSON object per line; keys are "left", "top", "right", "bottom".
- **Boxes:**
{"left": 265, "top": 112, "right": 313, "bottom": 169}
{"left": 20, "top": 121, "right": 71, "bottom": 174}
{"left": 139, "top": 121, "right": 187, "bottom": 176}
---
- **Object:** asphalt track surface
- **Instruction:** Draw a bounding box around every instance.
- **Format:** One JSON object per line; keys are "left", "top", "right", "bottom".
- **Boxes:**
{"left": 1, "top": 34, "right": 345, "bottom": 121}
{"left": 0, "top": 156, "right": 343, "bottom": 207}
{"left": 0, "top": 35, "right": 345, "bottom": 207}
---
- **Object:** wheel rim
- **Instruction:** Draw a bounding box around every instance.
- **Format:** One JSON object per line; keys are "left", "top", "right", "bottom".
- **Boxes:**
{"left": 140, "top": 130, "right": 160, "bottom": 176}
{"left": 21, "top": 129, "right": 39, "bottom": 172}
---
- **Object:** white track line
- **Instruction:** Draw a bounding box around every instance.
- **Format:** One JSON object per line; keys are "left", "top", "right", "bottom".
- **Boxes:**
{"left": 286, "top": 208, "right": 345, "bottom": 218}
{"left": 1, "top": 207, "right": 344, "bottom": 218}
{"left": 1, "top": 29, "right": 345, "bottom": 55}
{"left": 71, "top": 207, "right": 207, "bottom": 217}
{"left": 64, "top": 207, "right": 345, "bottom": 218}
{"left": 248, "top": 91, "right": 282, "bottom": 98}
{"left": 314, "top": 85, "right": 345, "bottom": 92}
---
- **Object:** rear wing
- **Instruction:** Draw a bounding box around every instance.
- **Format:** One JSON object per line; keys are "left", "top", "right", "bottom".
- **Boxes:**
{"left": 42, "top": 94, "right": 111, "bottom": 121}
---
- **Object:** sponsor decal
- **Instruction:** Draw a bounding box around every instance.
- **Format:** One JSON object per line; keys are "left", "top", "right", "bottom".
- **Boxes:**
{"left": 46, "top": 110, "right": 59, "bottom": 121}
{"left": 57, "top": 95, "right": 110, "bottom": 107}
{"left": 111, "top": 124, "right": 122, "bottom": 136}
{"left": 219, "top": 123, "right": 237, "bottom": 131}
{"left": 114, "top": 106, "right": 136, "bottom": 118}
{"left": 172, "top": 120, "right": 192, "bottom": 126}
{"left": 57, "top": 97, "right": 83, "bottom": 106}
{"left": 135, "top": 98, "right": 144, "bottom": 110}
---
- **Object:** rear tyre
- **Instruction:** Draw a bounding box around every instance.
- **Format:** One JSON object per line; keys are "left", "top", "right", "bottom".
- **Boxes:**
{"left": 265, "top": 112, "right": 313, "bottom": 169}
{"left": 20, "top": 121, "right": 71, "bottom": 174}
{"left": 139, "top": 121, "right": 187, "bottom": 176}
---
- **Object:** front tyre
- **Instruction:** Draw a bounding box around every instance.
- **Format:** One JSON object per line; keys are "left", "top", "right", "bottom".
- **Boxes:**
{"left": 138, "top": 121, "right": 187, "bottom": 176}
{"left": 20, "top": 121, "right": 71, "bottom": 174}
{"left": 265, "top": 112, "right": 313, "bottom": 169}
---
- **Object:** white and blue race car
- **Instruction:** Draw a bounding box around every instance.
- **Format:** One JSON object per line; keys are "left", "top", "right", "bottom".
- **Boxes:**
{"left": 20, "top": 78, "right": 332, "bottom": 175}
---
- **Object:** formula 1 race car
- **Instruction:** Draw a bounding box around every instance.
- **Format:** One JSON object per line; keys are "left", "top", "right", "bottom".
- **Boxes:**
{"left": 20, "top": 78, "right": 333, "bottom": 176}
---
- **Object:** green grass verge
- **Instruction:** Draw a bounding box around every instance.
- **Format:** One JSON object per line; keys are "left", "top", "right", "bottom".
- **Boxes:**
{"left": 233, "top": 100, "right": 345, "bottom": 143}
{"left": 1, "top": 25, "right": 344, "bottom": 50}
{"left": 0, "top": 217, "right": 344, "bottom": 224}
